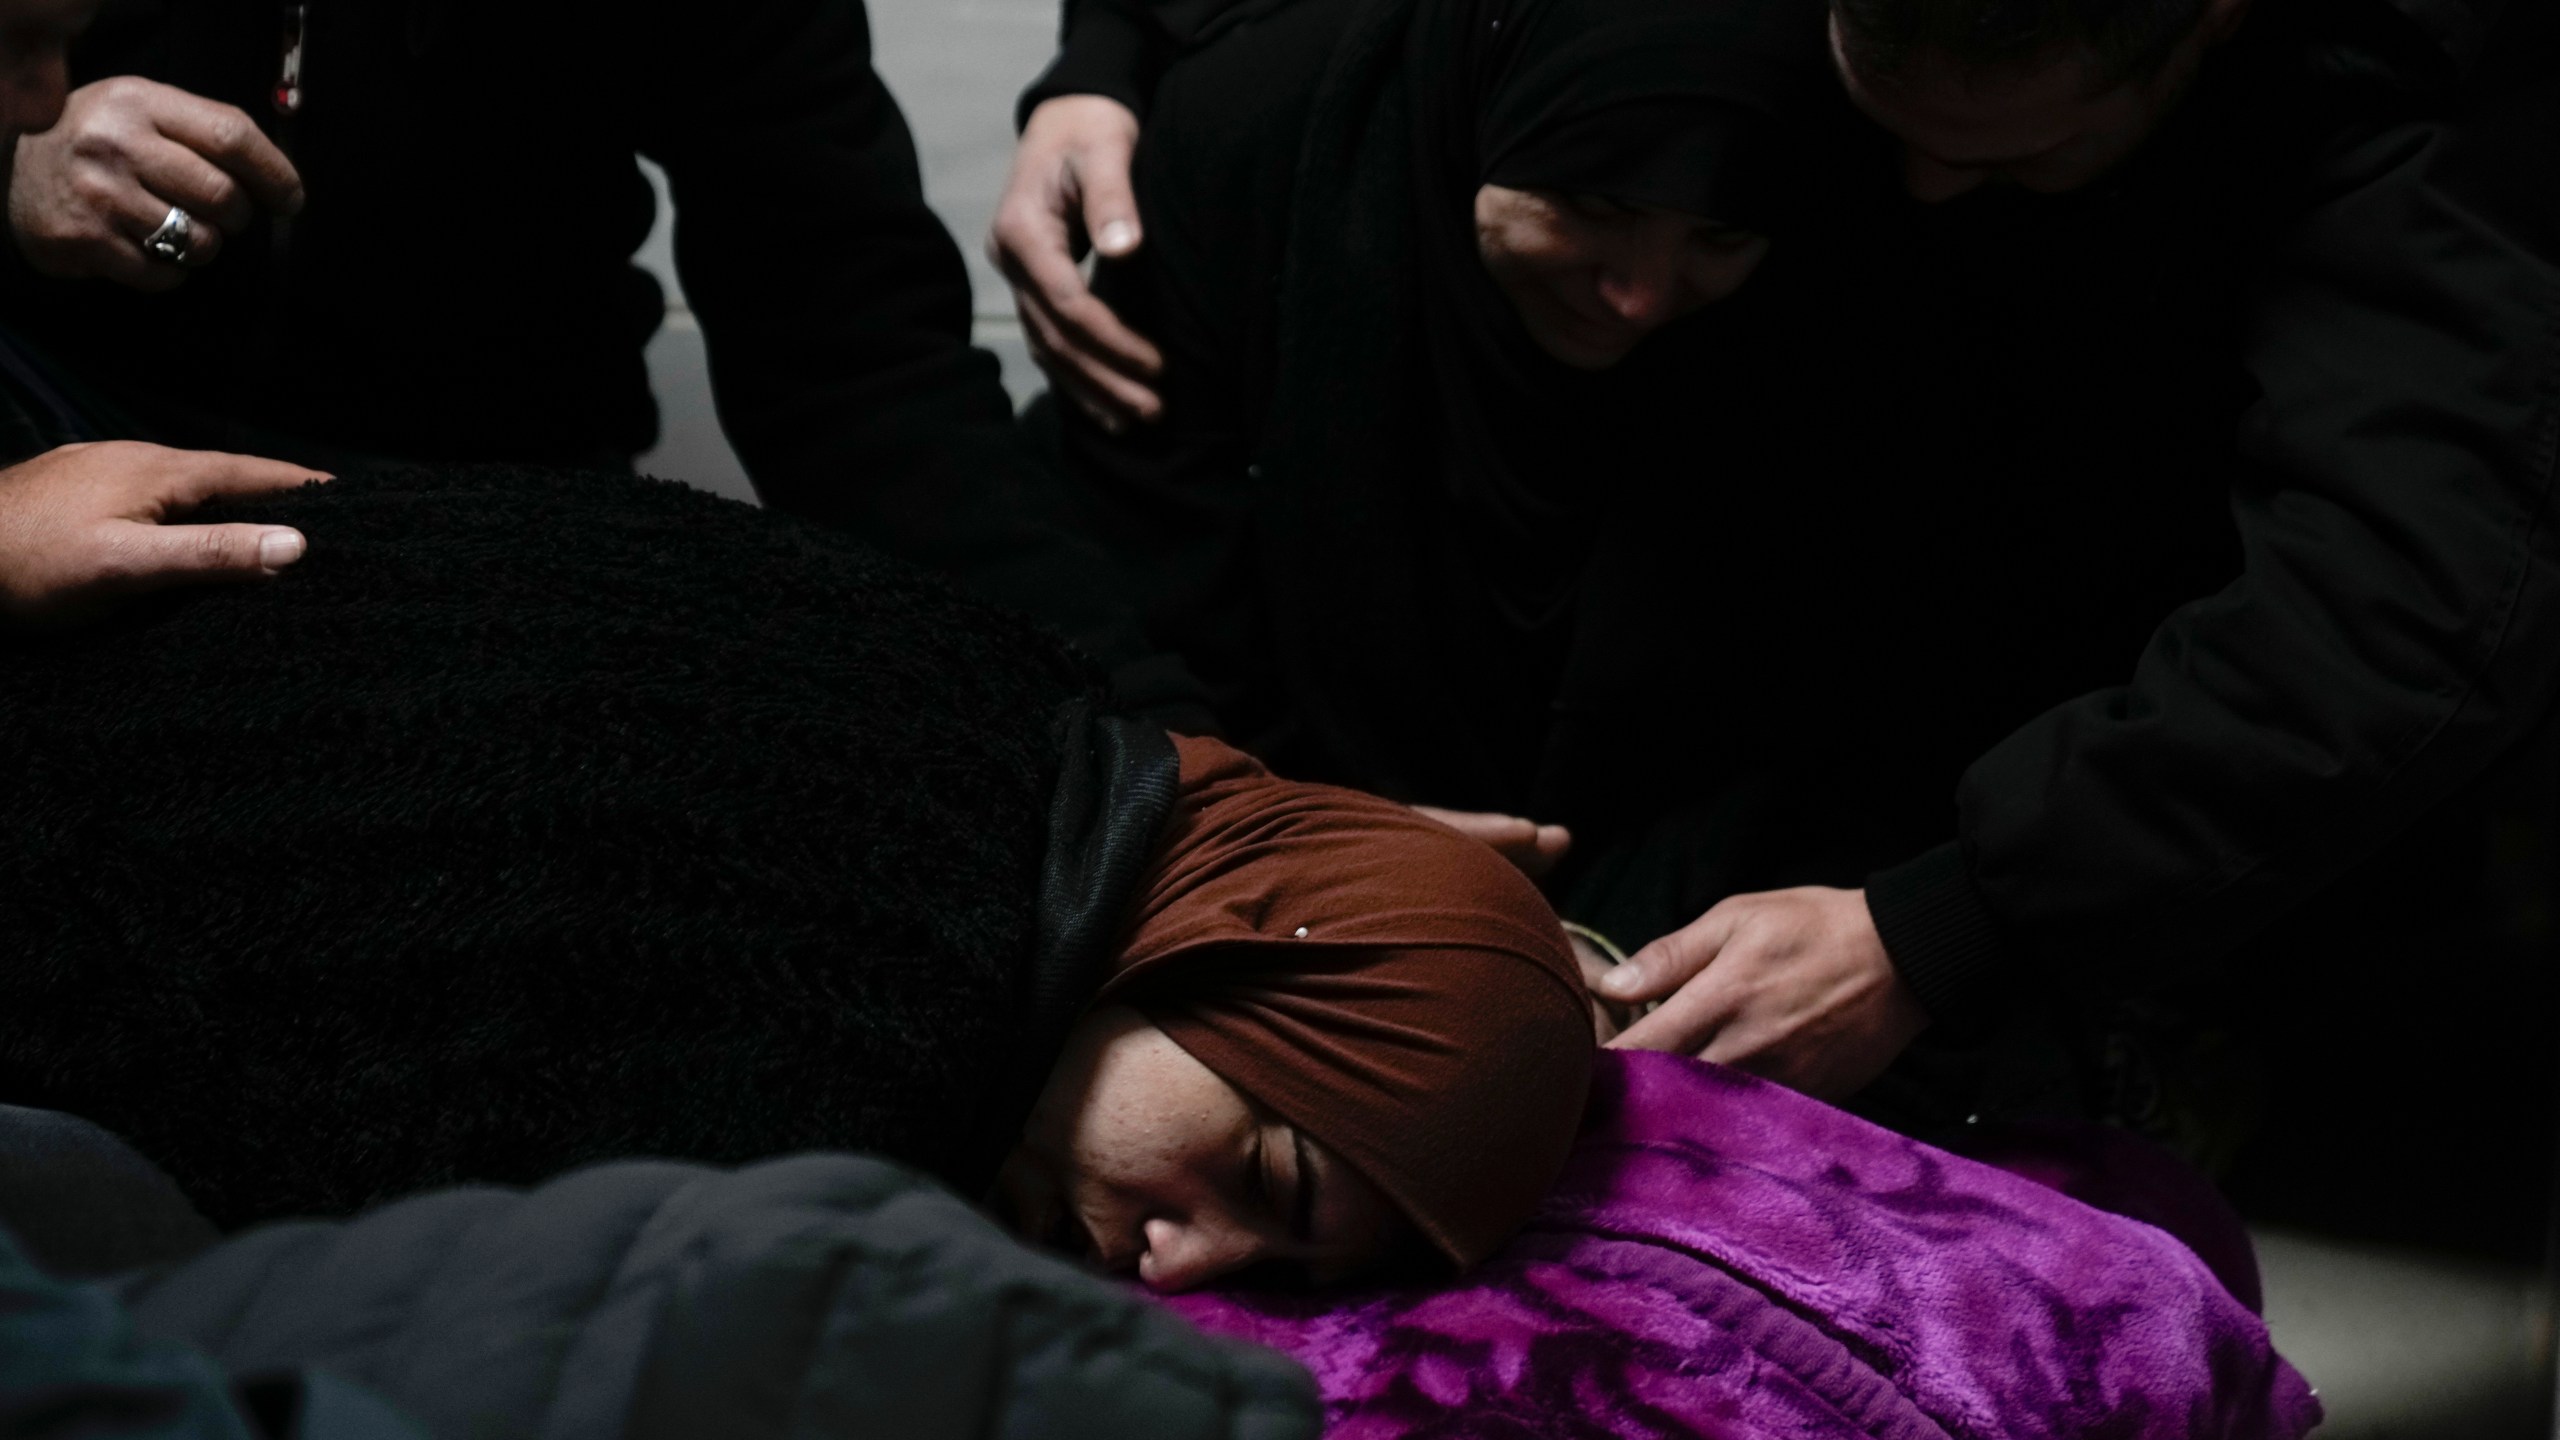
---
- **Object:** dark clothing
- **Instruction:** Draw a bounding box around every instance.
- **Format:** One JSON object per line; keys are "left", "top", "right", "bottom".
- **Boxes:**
{"left": 1046, "top": 0, "right": 1861, "bottom": 824}
{"left": 0, "top": 1142, "right": 1314, "bottom": 1440}
{"left": 1039, "top": 0, "right": 1983, "bottom": 935}
{"left": 1032, "top": 0, "right": 2560, "bottom": 1025}
{"left": 4, "top": 0, "right": 1176, "bottom": 681}
{"left": 0, "top": 1106, "right": 215, "bottom": 1279}
{"left": 0, "top": 465, "right": 1177, "bottom": 1229}
{"left": 26, "top": 0, "right": 954, "bottom": 480}
{"left": 0, "top": 1217, "right": 419, "bottom": 1440}
{"left": 112, "top": 1154, "right": 1319, "bottom": 1440}
{"left": 1859, "top": 0, "right": 2560, "bottom": 1015}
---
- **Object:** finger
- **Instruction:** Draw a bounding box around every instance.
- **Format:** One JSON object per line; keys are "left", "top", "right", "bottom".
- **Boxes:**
{"left": 1016, "top": 312, "right": 1114, "bottom": 427}
{"left": 1051, "top": 333, "right": 1164, "bottom": 426}
{"left": 1524, "top": 823, "right": 1572, "bottom": 878}
{"left": 1412, "top": 805, "right": 1538, "bottom": 849}
{"left": 88, "top": 520, "right": 307, "bottom": 597}
{"left": 996, "top": 220, "right": 1166, "bottom": 391}
{"left": 1698, "top": 1024, "right": 1777, "bottom": 1075}
{"left": 1044, "top": 286, "right": 1166, "bottom": 385}
{"left": 1596, "top": 906, "right": 1740, "bottom": 1003}
{"left": 121, "top": 187, "right": 226, "bottom": 269}
{"left": 130, "top": 138, "right": 257, "bottom": 235}
{"left": 85, "top": 236, "right": 187, "bottom": 292}
{"left": 61, "top": 177, "right": 201, "bottom": 289}
{"left": 1015, "top": 295, "right": 1124, "bottom": 433}
{"left": 1014, "top": 290, "right": 1159, "bottom": 432}
{"left": 1608, "top": 971, "right": 1741, "bottom": 1056}
{"left": 151, "top": 93, "right": 302, "bottom": 215}
{"left": 1072, "top": 145, "right": 1144, "bottom": 259}
{"left": 149, "top": 449, "right": 332, "bottom": 511}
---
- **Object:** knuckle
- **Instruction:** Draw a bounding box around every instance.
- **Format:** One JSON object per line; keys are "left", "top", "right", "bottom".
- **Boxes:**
{"left": 84, "top": 530, "right": 147, "bottom": 584}
{"left": 67, "top": 170, "right": 120, "bottom": 212}
{"left": 66, "top": 126, "right": 125, "bottom": 163}
{"left": 200, "top": 110, "right": 251, "bottom": 157}
{"left": 190, "top": 526, "right": 247, "bottom": 570}
{"left": 87, "top": 76, "right": 145, "bottom": 112}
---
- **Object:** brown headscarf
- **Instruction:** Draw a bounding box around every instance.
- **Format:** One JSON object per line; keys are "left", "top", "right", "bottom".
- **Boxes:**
{"left": 1103, "top": 735, "right": 1593, "bottom": 1266}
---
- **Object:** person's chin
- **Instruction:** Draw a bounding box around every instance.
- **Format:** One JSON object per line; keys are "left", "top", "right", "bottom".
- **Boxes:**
{"left": 1528, "top": 315, "right": 1638, "bottom": 370}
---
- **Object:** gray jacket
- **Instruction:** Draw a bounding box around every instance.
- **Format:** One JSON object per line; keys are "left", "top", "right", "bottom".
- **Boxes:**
{"left": 109, "top": 1153, "right": 1317, "bottom": 1440}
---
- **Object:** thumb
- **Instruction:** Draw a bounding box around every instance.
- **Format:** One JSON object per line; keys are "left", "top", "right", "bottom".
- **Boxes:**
{"left": 101, "top": 521, "right": 306, "bottom": 596}
{"left": 1596, "top": 912, "right": 1733, "bottom": 1003}
{"left": 1076, "top": 147, "right": 1143, "bottom": 258}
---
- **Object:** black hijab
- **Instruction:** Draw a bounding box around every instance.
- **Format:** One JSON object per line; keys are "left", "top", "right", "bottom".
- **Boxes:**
{"left": 1248, "top": 0, "right": 1839, "bottom": 814}
{"left": 1405, "top": 0, "right": 1834, "bottom": 640}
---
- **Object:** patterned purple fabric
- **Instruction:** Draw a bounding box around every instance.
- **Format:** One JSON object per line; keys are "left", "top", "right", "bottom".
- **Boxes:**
{"left": 1169, "top": 1051, "right": 2320, "bottom": 1440}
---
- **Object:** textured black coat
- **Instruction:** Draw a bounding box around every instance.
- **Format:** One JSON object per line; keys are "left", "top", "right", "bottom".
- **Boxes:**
{"left": 0, "top": 466, "right": 1144, "bottom": 1230}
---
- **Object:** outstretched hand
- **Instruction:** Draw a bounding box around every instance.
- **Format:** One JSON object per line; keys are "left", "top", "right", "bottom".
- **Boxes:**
{"left": 0, "top": 441, "right": 327, "bottom": 625}
{"left": 989, "top": 95, "right": 1165, "bottom": 432}
{"left": 1597, "top": 886, "right": 1928, "bottom": 1100}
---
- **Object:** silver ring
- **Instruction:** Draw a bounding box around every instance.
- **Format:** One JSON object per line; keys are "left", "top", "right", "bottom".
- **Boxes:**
{"left": 141, "top": 205, "right": 195, "bottom": 264}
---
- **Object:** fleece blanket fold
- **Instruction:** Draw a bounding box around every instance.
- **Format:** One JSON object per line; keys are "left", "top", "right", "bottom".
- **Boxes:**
{"left": 1174, "top": 1051, "right": 2319, "bottom": 1440}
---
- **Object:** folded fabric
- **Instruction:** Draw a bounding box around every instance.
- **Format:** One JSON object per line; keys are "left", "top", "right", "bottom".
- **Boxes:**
{"left": 119, "top": 1153, "right": 1318, "bottom": 1440}
{"left": 1171, "top": 1051, "right": 2319, "bottom": 1440}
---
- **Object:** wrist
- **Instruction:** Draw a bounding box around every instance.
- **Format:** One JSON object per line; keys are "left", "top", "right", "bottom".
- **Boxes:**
{"left": 1862, "top": 843, "right": 2010, "bottom": 1025}
{"left": 1017, "top": 4, "right": 1157, "bottom": 129}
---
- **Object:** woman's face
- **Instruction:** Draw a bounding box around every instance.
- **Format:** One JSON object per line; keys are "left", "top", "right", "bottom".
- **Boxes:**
{"left": 999, "top": 1005, "right": 1403, "bottom": 1292}
{"left": 1474, "top": 184, "right": 1770, "bottom": 369}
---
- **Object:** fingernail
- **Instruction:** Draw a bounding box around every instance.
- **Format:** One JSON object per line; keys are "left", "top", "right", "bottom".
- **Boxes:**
{"left": 1096, "top": 221, "right": 1136, "bottom": 254}
{"left": 258, "top": 528, "right": 304, "bottom": 569}
{"left": 283, "top": 188, "right": 307, "bottom": 217}
{"left": 1597, "top": 966, "right": 1638, "bottom": 997}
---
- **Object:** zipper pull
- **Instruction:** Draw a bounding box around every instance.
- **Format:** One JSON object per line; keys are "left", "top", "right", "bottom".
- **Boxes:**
{"left": 274, "top": 2, "right": 308, "bottom": 115}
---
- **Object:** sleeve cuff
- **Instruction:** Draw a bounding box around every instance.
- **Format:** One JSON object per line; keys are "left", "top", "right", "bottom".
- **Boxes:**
{"left": 1016, "top": 5, "right": 1155, "bottom": 128}
{"left": 1864, "top": 841, "right": 2011, "bottom": 1024}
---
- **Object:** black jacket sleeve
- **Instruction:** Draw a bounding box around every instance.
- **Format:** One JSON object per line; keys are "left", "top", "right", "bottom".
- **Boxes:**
{"left": 1017, "top": 0, "right": 1261, "bottom": 125}
{"left": 1867, "top": 0, "right": 2560, "bottom": 1018}
{"left": 633, "top": 0, "right": 1179, "bottom": 688}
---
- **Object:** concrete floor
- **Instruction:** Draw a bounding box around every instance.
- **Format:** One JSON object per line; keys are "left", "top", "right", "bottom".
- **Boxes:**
{"left": 625, "top": 4, "right": 2560, "bottom": 1434}
{"left": 2255, "top": 1228, "right": 2553, "bottom": 1439}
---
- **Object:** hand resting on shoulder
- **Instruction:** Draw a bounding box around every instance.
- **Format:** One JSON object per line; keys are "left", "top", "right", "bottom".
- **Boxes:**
{"left": 0, "top": 440, "right": 323, "bottom": 625}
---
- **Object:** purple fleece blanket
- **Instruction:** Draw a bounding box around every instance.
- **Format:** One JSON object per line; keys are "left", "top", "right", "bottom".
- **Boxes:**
{"left": 1170, "top": 1052, "right": 2320, "bottom": 1440}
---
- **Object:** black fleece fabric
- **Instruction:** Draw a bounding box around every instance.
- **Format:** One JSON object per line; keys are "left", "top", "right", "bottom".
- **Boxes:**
{"left": 0, "top": 465, "right": 1121, "bottom": 1230}
{"left": 113, "top": 1153, "right": 1320, "bottom": 1440}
